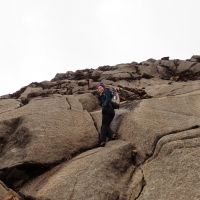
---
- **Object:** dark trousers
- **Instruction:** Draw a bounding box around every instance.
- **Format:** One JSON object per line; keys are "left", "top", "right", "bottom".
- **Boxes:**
{"left": 100, "top": 107, "right": 115, "bottom": 143}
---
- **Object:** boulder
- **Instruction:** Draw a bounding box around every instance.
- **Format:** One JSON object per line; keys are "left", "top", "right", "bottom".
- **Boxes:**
{"left": 0, "top": 96, "right": 98, "bottom": 169}
{"left": 20, "top": 140, "right": 135, "bottom": 200}
{"left": 91, "top": 70, "right": 102, "bottom": 81}
{"left": 76, "top": 93, "right": 99, "bottom": 112}
{"left": 138, "top": 64, "right": 158, "bottom": 78}
{"left": 65, "top": 95, "right": 83, "bottom": 110}
{"left": 176, "top": 60, "right": 195, "bottom": 73}
{"left": 101, "top": 71, "right": 132, "bottom": 81}
{"left": 133, "top": 128, "right": 200, "bottom": 200}
{"left": 190, "top": 55, "right": 200, "bottom": 62}
{"left": 161, "top": 56, "right": 169, "bottom": 60}
{"left": 115, "top": 63, "right": 137, "bottom": 73}
{"left": 19, "top": 86, "right": 43, "bottom": 102}
{"left": 191, "top": 63, "right": 200, "bottom": 73}
{"left": 118, "top": 93, "right": 200, "bottom": 163}
{"left": 159, "top": 60, "right": 176, "bottom": 71}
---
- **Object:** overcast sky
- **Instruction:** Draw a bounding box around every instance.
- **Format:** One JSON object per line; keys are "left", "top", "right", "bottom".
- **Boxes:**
{"left": 0, "top": 0, "right": 199, "bottom": 95}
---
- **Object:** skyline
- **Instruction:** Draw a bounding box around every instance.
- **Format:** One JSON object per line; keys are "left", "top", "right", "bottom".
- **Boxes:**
{"left": 0, "top": 0, "right": 199, "bottom": 95}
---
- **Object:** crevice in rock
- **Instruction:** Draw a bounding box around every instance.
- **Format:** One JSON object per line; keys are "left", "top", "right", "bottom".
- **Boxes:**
{"left": 65, "top": 97, "right": 71, "bottom": 109}
{"left": 146, "top": 126, "right": 200, "bottom": 163}
{"left": 89, "top": 112, "right": 100, "bottom": 139}
{"left": 150, "top": 135, "right": 200, "bottom": 163}
{"left": 19, "top": 193, "right": 37, "bottom": 200}
{"left": 0, "top": 162, "right": 52, "bottom": 191}
{"left": 134, "top": 168, "right": 146, "bottom": 200}
{"left": 19, "top": 98, "right": 30, "bottom": 106}
{"left": 0, "top": 143, "right": 102, "bottom": 192}
{"left": 145, "top": 125, "right": 200, "bottom": 164}
{"left": 135, "top": 65, "right": 141, "bottom": 75}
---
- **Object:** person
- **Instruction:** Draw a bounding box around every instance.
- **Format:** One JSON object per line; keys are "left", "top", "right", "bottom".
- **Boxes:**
{"left": 97, "top": 83, "right": 115, "bottom": 147}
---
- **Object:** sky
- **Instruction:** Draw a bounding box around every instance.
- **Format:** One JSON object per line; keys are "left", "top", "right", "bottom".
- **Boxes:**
{"left": 0, "top": 0, "right": 200, "bottom": 95}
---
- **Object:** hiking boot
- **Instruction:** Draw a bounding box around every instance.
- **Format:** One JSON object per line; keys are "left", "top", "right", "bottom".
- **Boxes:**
{"left": 99, "top": 141, "right": 106, "bottom": 147}
{"left": 112, "top": 133, "right": 118, "bottom": 140}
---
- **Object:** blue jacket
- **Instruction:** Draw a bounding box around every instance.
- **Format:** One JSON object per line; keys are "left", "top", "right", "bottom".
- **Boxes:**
{"left": 98, "top": 88, "right": 113, "bottom": 109}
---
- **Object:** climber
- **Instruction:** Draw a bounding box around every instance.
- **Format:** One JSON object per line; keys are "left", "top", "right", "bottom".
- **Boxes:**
{"left": 97, "top": 83, "right": 116, "bottom": 147}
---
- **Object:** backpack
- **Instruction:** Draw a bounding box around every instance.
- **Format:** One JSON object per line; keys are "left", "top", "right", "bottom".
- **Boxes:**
{"left": 108, "top": 87, "right": 120, "bottom": 109}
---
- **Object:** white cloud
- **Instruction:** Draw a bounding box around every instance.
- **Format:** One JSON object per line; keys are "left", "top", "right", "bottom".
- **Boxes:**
{"left": 0, "top": 0, "right": 200, "bottom": 95}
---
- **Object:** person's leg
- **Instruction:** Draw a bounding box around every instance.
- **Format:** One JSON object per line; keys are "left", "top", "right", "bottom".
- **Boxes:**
{"left": 107, "top": 110, "right": 115, "bottom": 140}
{"left": 100, "top": 125, "right": 107, "bottom": 145}
{"left": 100, "top": 113, "right": 109, "bottom": 146}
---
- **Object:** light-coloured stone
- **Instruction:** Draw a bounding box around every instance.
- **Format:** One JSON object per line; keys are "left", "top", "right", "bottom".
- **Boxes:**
{"left": 0, "top": 99, "right": 20, "bottom": 114}
{"left": 118, "top": 93, "right": 200, "bottom": 162}
{"left": 20, "top": 140, "right": 135, "bottom": 200}
{"left": 0, "top": 96, "right": 98, "bottom": 169}
{"left": 136, "top": 128, "right": 200, "bottom": 200}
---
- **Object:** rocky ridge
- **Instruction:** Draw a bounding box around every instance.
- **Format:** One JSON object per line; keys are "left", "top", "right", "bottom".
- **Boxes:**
{"left": 0, "top": 55, "right": 200, "bottom": 200}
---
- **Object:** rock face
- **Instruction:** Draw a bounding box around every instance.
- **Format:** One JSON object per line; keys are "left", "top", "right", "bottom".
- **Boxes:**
{"left": 20, "top": 141, "right": 134, "bottom": 200}
{"left": 0, "top": 96, "right": 98, "bottom": 189}
{"left": 0, "top": 55, "right": 200, "bottom": 200}
{"left": 0, "top": 181, "right": 21, "bottom": 200}
{"left": 118, "top": 93, "right": 200, "bottom": 162}
{"left": 136, "top": 128, "right": 200, "bottom": 200}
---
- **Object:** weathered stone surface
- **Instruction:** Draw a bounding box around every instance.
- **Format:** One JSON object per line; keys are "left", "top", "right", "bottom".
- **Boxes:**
{"left": 100, "top": 71, "right": 132, "bottom": 81}
{"left": 176, "top": 60, "right": 195, "bottom": 73}
{"left": 0, "top": 96, "right": 98, "bottom": 170}
{"left": 19, "top": 87, "right": 43, "bottom": 100}
{"left": 190, "top": 55, "right": 200, "bottom": 62}
{"left": 76, "top": 93, "right": 99, "bottom": 112}
{"left": 118, "top": 93, "right": 200, "bottom": 163}
{"left": 191, "top": 63, "right": 200, "bottom": 73}
{"left": 138, "top": 64, "right": 157, "bottom": 78}
{"left": 159, "top": 60, "right": 176, "bottom": 71}
{"left": 20, "top": 140, "right": 135, "bottom": 200}
{"left": 0, "top": 99, "right": 21, "bottom": 114}
{"left": 66, "top": 95, "right": 83, "bottom": 110}
{"left": 0, "top": 181, "right": 21, "bottom": 200}
{"left": 145, "top": 80, "right": 200, "bottom": 97}
{"left": 1, "top": 56, "right": 200, "bottom": 199}
{"left": 135, "top": 128, "right": 200, "bottom": 200}
{"left": 77, "top": 79, "right": 88, "bottom": 86}
{"left": 115, "top": 64, "right": 137, "bottom": 73}
{"left": 91, "top": 70, "right": 102, "bottom": 81}
{"left": 126, "top": 168, "right": 145, "bottom": 200}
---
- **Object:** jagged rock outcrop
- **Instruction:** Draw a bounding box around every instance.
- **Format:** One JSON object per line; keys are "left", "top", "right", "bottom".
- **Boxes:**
{"left": 0, "top": 55, "right": 200, "bottom": 200}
